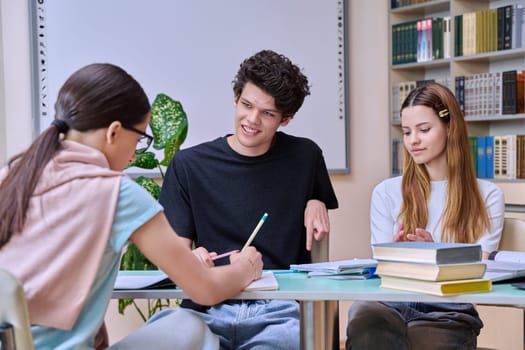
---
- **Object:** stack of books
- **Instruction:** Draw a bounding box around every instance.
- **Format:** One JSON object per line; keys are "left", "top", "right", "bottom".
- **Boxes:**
{"left": 373, "top": 242, "right": 492, "bottom": 296}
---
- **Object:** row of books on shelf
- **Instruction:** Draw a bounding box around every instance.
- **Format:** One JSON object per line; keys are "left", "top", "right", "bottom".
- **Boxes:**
{"left": 471, "top": 134, "right": 525, "bottom": 180}
{"left": 391, "top": 0, "right": 433, "bottom": 10}
{"left": 392, "top": 78, "right": 453, "bottom": 122}
{"left": 392, "top": 17, "right": 451, "bottom": 64}
{"left": 392, "top": 70, "right": 525, "bottom": 122}
{"left": 455, "top": 70, "right": 525, "bottom": 117}
{"left": 392, "top": 134, "right": 525, "bottom": 180}
{"left": 455, "top": 4, "right": 525, "bottom": 57}
{"left": 391, "top": 4, "right": 524, "bottom": 65}
{"left": 373, "top": 242, "right": 525, "bottom": 296}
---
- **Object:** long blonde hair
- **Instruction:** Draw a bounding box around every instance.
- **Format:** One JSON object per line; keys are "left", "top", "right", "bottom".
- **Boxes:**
{"left": 399, "top": 82, "right": 489, "bottom": 243}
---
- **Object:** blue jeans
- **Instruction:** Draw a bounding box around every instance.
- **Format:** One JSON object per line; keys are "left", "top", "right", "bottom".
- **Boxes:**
{"left": 187, "top": 299, "right": 299, "bottom": 350}
{"left": 110, "top": 307, "right": 219, "bottom": 350}
{"left": 346, "top": 301, "right": 483, "bottom": 350}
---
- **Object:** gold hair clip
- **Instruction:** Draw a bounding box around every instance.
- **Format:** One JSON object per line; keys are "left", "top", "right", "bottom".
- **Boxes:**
{"left": 438, "top": 108, "right": 449, "bottom": 118}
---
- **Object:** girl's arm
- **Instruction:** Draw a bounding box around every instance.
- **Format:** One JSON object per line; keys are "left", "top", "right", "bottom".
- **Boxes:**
{"left": 130, "top": 212, "right": 262, "bottom": 305}
{"left": 370, "top": 182, "right": 398, "bottom": 244}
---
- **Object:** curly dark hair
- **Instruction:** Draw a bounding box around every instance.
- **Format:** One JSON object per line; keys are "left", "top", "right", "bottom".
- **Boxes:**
{"left": 232, "top": 50, "right": 310, "bottom": 118}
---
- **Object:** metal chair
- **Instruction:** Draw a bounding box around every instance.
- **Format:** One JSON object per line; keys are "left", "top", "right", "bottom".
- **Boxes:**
{"left": 0, "top": 269, "right": 34, "bottom": 350}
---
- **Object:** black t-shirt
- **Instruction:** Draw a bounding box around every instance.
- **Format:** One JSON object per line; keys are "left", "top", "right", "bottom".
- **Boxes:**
{"left": 159, "top": 131, "right": 338, "bottom": 269}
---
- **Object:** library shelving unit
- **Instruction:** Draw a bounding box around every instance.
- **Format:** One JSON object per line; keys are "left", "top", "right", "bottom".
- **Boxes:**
{"left": 389, "top": 0, "right": 525, "bottom": 206}
{"left": 389, "top": 4, "right": 525, "bottom": 347}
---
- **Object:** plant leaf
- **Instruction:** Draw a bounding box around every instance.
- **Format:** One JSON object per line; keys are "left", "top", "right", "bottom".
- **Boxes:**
{"left": 127, "top": 152, "right": 160, "bottom": 170}
{"left": 150, "top": 93, "right": 188, "bottom": 155}
{"left": 119, "top": 92, "right": 187, "bottom": 320}
{"left": 134, "top": 176, "right": 161, "bottom": 200}
{"left": 118, "top": 299, "right": 134, "bottom": 315}
{"left": 160, "top": 124, "right": 187, "bottom": 166}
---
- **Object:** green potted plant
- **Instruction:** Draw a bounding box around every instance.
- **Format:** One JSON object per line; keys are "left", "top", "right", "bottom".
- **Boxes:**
{"left": 118, "top": 93, "right": 188, "bottom": 320}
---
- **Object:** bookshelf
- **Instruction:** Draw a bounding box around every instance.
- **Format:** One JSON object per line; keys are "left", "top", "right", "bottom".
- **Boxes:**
{"left": 389, "top": 0, "right": 525, "bottom": 179}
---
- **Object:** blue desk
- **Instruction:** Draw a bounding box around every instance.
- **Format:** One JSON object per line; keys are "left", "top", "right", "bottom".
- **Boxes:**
{"left": 113, "top": 272, "right": 525, "bottom": 350}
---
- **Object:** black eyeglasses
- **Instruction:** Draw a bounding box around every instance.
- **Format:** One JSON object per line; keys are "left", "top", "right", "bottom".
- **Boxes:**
{"left": 121, "top": 124, "right": 154, "bottom": 154}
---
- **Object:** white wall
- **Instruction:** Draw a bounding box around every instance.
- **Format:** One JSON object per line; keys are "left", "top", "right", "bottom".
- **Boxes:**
{"left": 330, "top": 1, "right": 390, "bottom": 344}
{"left": 0, "top": 0, "right": 389, "bottom": 259}
{"left": 0, "top": 2, "right": 5, "bottom": 165}
{"left": 0, "top": 0, "right": 387, "bottom": 347}
{"left": 0, "top": 0, "right": 33, "bottom": 162}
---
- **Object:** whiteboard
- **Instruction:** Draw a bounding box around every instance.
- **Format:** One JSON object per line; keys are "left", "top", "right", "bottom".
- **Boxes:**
{"left": 30, "top": 0, "right": 349, "bottom": 172}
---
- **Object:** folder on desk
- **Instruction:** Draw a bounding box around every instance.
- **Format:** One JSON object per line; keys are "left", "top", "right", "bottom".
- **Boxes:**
{"left": 290, "top": 258, "right": 378, "bottom": 279}
{"left": 114, "top": 270, "right": 175, "bottom": 290}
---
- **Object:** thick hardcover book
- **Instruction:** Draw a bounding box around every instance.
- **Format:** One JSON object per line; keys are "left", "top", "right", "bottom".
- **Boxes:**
{"left": 497, "top": 6, "right": 505, "bottom": 50}
{"left": 485, "top": 135, "right": 495, "bottom": 179}
{"left": 432, "top": 17, "right": 443, "bottom": 60}
{"left": 469, "top": 136, "right": 478, "bottom": 175}
{"left": 502, "top": 70, "right": 517, "bottom": 114}
{"left": 518, "top": 70, "right": 524, "bottom": 114}
{"left": 494, "top": 135, "right": 503, "bottom": 178}
{"left": 503, "top": 5, "right": 513, "bottom": 50}
{"left": 494, "top": 71, "right": 503, "bottom": 115}
{"left": 455, "top": 75, "right": 465, "bottom": 114}
{"left": 477, "top": 135, "right": 487, "bottom": 178}
{"left": 392, "top": 23, "right": 401, "bottom": 65}
{"left": 380, "top": 276, "right": 492, "bottom": 296}
{"left": 376, "top": 261, "right": 486, "bottom": 282}
{"left": 454, "top": 15, "right": 463, "bottom": 56}
{"left": 488, "top": 8, "right": 498, "bottom": 52}
{"left": 494, "top": 135, "right": 516, "bottom": 179}
{"left": 518, "top": 135, "right": 525, "bottom": 179}
{"left": 443, "top": 16, "right": 451, "bottom": 58}
{"left": 406, "top": 20, "right": 418, "bottom": 63}
{"left": 372, "top": 242, "right": 482, "bottom": 264}
{"left": 511, "top": 5, "right": 524, "bottom": 49}
{"left": 505, "top": 134, "right": 517, "bottom": 179}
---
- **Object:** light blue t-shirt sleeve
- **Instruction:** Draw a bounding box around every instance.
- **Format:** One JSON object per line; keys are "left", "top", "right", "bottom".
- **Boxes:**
{"left": 110, "top": 176, "right": 163, "bottom": 251}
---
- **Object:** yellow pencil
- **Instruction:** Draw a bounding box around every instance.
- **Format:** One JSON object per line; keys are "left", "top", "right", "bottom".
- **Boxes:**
{"left": 241, "top": 213, "right": 268, "bottom": 252}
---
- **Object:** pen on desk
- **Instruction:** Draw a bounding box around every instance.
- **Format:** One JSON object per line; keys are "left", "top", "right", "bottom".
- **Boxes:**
{"left": 272, "top": 269, "right": 299, "bottom": 274}
{"left": 211, "top": 250, "right": 238, "bottom": 261}
{"left": 241, "top": 212, "right": 268, "bottom": 252}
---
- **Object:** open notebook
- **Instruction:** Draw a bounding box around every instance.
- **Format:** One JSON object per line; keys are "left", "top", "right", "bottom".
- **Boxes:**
{"left": 244, "top": 271, "right": 278, "bottom": 291}
{"left": 115, "top": 270, "right": 278, "bottom": 291}
{"left": 484, "top": 250, "right": 525, "bottom": 283}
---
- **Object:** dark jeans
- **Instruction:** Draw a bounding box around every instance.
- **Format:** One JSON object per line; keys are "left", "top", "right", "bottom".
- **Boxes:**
{"left": 346, "top": 301, "right": 483, "bottom": 350}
